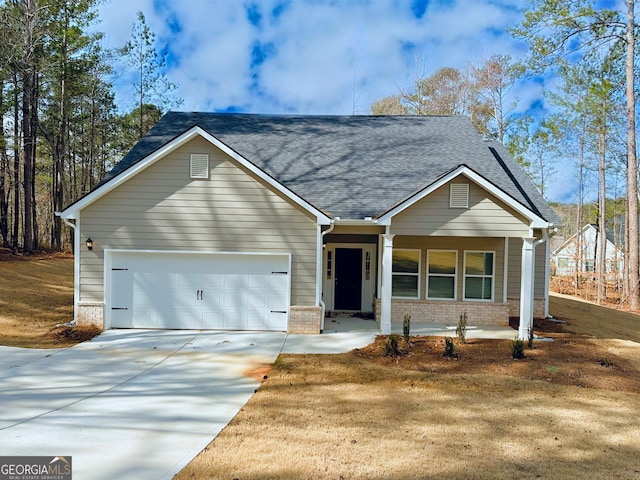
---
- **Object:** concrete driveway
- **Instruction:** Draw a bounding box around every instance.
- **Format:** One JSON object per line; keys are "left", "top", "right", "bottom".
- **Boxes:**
{"left": 0, "top": 324, "right": 515, "bottom": 479}
{"left": 0, "top": 330, "right": 289, "bottom": 480}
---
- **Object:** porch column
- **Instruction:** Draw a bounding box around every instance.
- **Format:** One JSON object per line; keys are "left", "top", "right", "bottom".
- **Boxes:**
{"left": 380, "top": 233, "right": 395, "bottom": 334}
{"left": 519, "top": 237, "right": 535, "bottom": 340}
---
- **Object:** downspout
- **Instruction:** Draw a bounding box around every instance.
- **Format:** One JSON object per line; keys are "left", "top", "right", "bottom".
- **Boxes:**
{"left": 318, "top": 220, "right": 335, "bottom": 332}
{"left": 60, "top": 215, "right": 78, "bottom": 326}
{"left": 529, "top": 228, "right": 551, "bottom": 329}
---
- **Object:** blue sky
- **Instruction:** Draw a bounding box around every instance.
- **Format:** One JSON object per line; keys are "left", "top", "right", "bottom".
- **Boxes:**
{"left": 93, "top": 0, "right": 588, "bottom": 203}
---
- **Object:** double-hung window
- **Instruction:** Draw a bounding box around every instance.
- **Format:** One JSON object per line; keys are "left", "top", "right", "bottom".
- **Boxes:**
{"left": 427, "top": 250, "right": 457, "bottom": 299}
{"left": 392, "top": 249, "right": 420, "bottom": 298}
{"left": 464, "top": 251, "right": 494, "bottom": 301}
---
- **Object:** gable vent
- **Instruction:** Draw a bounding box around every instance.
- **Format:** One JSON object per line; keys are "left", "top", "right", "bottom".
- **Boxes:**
{"left": 190, "top": 154, "right": 209, "bottom": 179}
{"left": 450, "top": 183, "right": 469, "bottom": 208}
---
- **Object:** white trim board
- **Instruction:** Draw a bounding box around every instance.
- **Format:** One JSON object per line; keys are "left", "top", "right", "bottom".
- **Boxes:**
{"left": 59, "top": 127, "right": 331, "bottom": 225}
{"left": 376, "top": 165, "right": 550, "bottom": 229}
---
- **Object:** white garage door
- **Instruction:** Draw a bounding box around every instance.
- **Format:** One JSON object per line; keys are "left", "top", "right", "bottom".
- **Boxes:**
{"left": 107, "top": 251, "right": 290, "bottom": 331}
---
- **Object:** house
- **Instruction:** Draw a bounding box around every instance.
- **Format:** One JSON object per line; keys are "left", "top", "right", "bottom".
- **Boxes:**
{"left": 551, "top": 223, "right": 623, "bottom": 277}
{"left": 58, "top": 113, "right": 562, "bottom": 340}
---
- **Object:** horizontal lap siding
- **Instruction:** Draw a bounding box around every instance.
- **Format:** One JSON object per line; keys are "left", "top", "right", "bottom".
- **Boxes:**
{"left": 507, "top": 238, "right": 547, "bottom": 299}
{"left": 391, "top": 181, "right": 530, "bottom": 237}
{"left": 80, "top": 137, "right": 317, "bottom": 306}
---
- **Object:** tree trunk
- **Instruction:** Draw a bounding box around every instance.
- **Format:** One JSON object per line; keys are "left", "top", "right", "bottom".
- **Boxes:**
{"left": 625, "top": 0, "right": 638, "bottom": 308}
{"left": 12, "top": 71, "right": 20, "bottom": 250}
{"left": 597, "top": 100, "right": 607, "bottom": 304}
{"left": 22, "top": 71, "right": 35, "bottom": 253}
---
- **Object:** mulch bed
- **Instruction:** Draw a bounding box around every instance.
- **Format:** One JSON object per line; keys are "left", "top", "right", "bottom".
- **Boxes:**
{"left": 353, "top": 321, "right": 640, "bottom": 392}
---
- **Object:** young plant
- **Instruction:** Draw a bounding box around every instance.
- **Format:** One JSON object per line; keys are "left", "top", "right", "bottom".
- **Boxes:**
{"left": 527, "top": 326, "right": 535, "bottom": 348}
{"left": 456, "top": 311, "right": 467, "bottom": 344}
{"left": 403, "top": 314, "right": 411, "bottom": 344}
{"left": 443, "top": 336, "right": 457, "bottom": 358}
{"left": 511, "top": 337, "right": 525, "bottom": 359}
{"left": 384, "top": 335, "right": 401, "bottom": 357}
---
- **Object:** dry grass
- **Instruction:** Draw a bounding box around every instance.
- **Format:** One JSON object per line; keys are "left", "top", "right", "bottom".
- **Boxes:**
{"left": 177, "top": 299, "right": 640, "bottom": 480}
{"left": 550, "top": 292, "right": 640, "bottom": 343}
{"left": 0, "top": 252, "right": 100, "bottom": 348}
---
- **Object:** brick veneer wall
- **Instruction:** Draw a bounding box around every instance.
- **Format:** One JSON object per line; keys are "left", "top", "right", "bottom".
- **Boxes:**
{"left": 507, "top": 298, "right": 546, "bottom": 319}
{"left": 374, "top": 299, "right": 510, "bottom": 326}
{"left": 77, "top": 302, "right": 323, "bottom": 333}
{"left": 289, "top": 306, "right": 322, "bottom": 334}
{"left": 77, "top": 302, "right": 104, "bottom": 328}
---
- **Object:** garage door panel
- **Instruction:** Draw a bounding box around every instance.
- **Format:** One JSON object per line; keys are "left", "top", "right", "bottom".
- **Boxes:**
{"left": 269, "top": 311, "right": 287, "bottom": 329}
{"left": 109, "top": 252, "right": 290, "bottom": 331}
{"left": 177, "top": 311, "right": 201, "bottom": 329}
{"left": 247, "top": 313, "right": 267, "bottom": 329}
{"left": 223, "top": 309, "right": 244, "bottom": 329}
{"left": 247, "top": 293, "right": 268, "bottom": 309}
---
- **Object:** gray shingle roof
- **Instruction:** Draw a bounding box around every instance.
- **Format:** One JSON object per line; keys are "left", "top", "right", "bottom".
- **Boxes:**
{"left": 96, "top": 112, "right": 561, "bottom": 225}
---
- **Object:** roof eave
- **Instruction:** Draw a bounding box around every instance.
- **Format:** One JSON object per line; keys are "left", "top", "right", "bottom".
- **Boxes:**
{"left": 375, "top": 165, "right": 552, "bottom": 229}
{"left": 58, "top": 126, "right": 332, "bottom": 226}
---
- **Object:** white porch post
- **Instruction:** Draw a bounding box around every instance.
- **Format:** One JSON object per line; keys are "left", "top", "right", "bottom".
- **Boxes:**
{"left": 519, "top": 237, "right": 535, "bottom": 340}
{"left": 380, "top": 233, "right": 395, "bottom": 334}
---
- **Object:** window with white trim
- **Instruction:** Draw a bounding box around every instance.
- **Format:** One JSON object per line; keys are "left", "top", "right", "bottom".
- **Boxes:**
{"left": 427, "top": 250, "right": 457, "bottom": 299}
{"left": 190, "top": 154, "right": 210, "bottom": 179}
{"left": 464, "top": 251, "right": 494, "bottom": 301}
{"left": 392, "top": 249, "right": 420, "bottom": 298}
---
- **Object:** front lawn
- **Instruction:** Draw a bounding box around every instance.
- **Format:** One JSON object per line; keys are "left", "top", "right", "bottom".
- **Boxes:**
{"left": 0, "top": 253, "right": 99, "bottom": 348}
{"left": 177, "top": 311, "right": 640, "bottom": 479}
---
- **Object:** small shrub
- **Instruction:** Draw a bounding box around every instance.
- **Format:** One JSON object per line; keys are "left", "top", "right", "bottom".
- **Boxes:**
{"left": 527, "top": 326, "right": 535, "bottom": 348}
{"left": 456, "top": 312, "right": 467, "bottom": 344}
{"left": 511, "top": 337, "right": 525, "bottom": 359}
{"left": 403, "top": 314, "right": 411, "bottom": 343}
{"left": 384, "top": 335, "right": 401, "bottom": 357}
{"left": 443, "top": 337, "right": 457, "bottom": 358}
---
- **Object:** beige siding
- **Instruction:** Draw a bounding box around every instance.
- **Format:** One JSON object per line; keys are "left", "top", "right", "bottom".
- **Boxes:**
{"left": 507, "top": 237, "right": 547, "bottom": 299}
{"left": 394, "top": 236, "right": 505, "bottom": 303}
{"left": 391, "top": 180, "right": 530, "bottom": 237}
{"left": 79, "top": 136, "right": 318, "bottom": 306}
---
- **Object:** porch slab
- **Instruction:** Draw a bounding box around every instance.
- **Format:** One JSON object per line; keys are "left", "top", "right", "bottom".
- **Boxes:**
{"left": 392, "top": 323, "right": 518, "bottom": 340}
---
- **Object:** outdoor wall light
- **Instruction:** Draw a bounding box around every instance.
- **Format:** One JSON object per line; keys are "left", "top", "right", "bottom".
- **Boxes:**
{"left": 86, "top": 238, "right": 93, "bottom": 250}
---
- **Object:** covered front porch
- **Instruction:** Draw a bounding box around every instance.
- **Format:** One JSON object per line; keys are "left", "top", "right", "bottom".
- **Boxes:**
{"left": 321, "top": 229, "right": 549, "bottom": 340}
{"left": 322, "top": 313, "right": 519, "bottom": 339}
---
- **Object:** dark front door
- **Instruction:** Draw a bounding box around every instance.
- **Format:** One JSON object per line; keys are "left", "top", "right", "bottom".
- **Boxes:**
{"left": 334, "top": 248, "right": 362, "bottom": 310}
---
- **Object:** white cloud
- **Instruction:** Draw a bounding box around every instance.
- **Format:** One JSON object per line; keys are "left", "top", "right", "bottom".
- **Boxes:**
{"left": 95, "top": 0, "right": 529, "bottom": 114}
{"left": 92, "top": 0, "right": 578, "bottom": 202}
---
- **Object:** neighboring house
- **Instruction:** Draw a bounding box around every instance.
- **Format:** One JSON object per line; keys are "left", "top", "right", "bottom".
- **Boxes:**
{"left": 58, "top": 113, "right": 562, "bottom": 339}
{"left": 552, "top": 224, "right": 624, "bottom": 277}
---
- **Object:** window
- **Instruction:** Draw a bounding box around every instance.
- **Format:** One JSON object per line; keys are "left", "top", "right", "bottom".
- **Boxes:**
{"left": 365, "top": 251, "right": 371, "bottom": 280}
{"left": 427, "top": 250, "right": 457, "bottom": 299}
{"left": 585, "top": 260, "right": 595, "bottom": 272}
{"left": 326, "top": 251, "right": 332, "bottom": 280}
{"left": 450, "top": 183, "right": 469, "bottom": 208}
{"left": 464, "top": 251, "right": 494, "bottom": 301}
{"left": 392, "top": 249, "right": 420, "bottom": 298}
{"left": 558, "top": 258, "right": 569, "bottom": 268}
{"left": 190, "top": 154, "right": 209, "bottom": 179}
